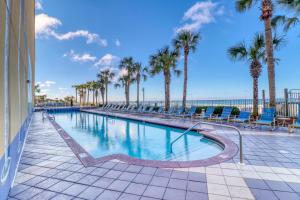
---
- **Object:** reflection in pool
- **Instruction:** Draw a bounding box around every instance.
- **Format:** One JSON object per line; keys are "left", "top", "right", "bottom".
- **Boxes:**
{"left": 50, "top": 111, "right": 223, "bottom": 161}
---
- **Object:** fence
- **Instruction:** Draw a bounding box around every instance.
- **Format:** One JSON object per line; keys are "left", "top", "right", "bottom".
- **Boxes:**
{"left": 35, "top": 89, "right": 300, "bottom": 117}
{"left": 111, "top": 89, "right": 300, "bottom": 117}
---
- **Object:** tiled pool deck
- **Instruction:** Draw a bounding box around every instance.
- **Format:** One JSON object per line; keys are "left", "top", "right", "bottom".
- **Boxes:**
{"left": 8, "top": 111, "right": 300, "bottom": 200}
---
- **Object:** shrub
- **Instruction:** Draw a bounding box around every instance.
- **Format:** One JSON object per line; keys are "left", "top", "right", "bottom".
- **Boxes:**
{"left": 195, "top": 106, "right": 240, "bottom": 116}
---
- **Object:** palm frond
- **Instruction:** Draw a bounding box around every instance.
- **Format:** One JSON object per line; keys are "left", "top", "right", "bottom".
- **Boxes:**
{"left": 271, "top": 15, "right": 287, "bottom": 29}
{"left": 272, "top": 33, "right": 286, "bottom": 50}
{"left": 277, "top": 0, "right": 300, "bottom": 12}
{"left": 253, "top": 33, "right": 265, "bottom": 50}
{"left": 235, "top": 0, "right": 256, "bottom": 12}
{"left": 284, "top": 16, "right": 299, "bottom": 31}
{"left": 173, "top": 69, "right": 181, "bottom": 77}
{"left": 227, "top": 42, "right": 248, "bottom": 61}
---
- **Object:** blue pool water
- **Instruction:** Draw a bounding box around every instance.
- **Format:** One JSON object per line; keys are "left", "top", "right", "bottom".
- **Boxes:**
{"left": 50, "top": 111, "right": 223, "bottom": 161}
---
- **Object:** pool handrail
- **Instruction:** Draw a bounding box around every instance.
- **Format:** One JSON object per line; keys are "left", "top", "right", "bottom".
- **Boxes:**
{"left": 170, "top": 121, "right": 243, "bottom": 164}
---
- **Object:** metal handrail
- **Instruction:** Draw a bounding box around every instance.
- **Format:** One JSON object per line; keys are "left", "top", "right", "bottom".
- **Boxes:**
{"left": 170, "top": 121, "right": 243, "bottom": 164}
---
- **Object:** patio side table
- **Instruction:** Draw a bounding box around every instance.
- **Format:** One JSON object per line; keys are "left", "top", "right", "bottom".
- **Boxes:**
{"left": 276, "top": 117, "right": 292, "bottom": 127}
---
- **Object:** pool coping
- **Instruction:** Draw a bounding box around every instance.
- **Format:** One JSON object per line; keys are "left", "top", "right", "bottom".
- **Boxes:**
{"left": 47, "top": 110, "right": 238, "bottom": 168}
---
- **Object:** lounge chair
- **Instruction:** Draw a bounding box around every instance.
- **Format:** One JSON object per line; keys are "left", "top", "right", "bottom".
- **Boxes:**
{"left": 145, "top": 106, "right": 154, "bottom": 113}
{"left": 151, "top": 107, "right": 164, "bottom": 115}
{"left": 289, "top": 107, "right": 300, "bottom": 133}
{"left": 252, "top": 108, "right": 276, "bottom": 130}
{"left": 174, "top": 107, "right": 185, "bottom": 117}
{"left": 164, "top": 107, "right": 176, "bottom": 116}
{"left": 181, "top": 106, "right": 197, "bottom": 118}
{"left": 198, "top": 107, "right": 215, "bottom": 120}
{"left": 134, "top": 105, "right": 143, "bottom": 113}
{"left": 108, "top": 104, "right": 116, "bottom": 110}
{"left": 231, "top": 111, "right": 251, "bottom": 127}
{"left": 141, "top": 106, "right": 149, "bottom": 113}
{"left": 213, "top": 107, "right": 233, "bottom": 122}
{"left": 112, "top": 105, "right": 121, "bottom": 111}
{"left": 103, "top": 104, "right": 112, "bottom": 111}
{"left": 115, "top": 105, "right": 124, "bottom": 111}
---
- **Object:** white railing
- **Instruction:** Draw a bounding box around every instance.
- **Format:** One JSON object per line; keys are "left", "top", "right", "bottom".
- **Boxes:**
{"left": 170, "top": 121, "right": 243, "bottom": 164}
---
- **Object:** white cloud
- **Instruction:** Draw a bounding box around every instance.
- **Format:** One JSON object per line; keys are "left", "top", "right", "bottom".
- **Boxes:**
{"left": 94, "top": 54, "right": 120, "bottom": 70}
{"left": 35, "top": 14, "right": 62, "bottom": 37}
{"left": 115, "top": 39, "right": 121, "bottom": 47}
{"left": 59, "top": 87, "right": 68, "bottom": 91}
{"left": 52, "top": 30, "right": 107, "bottom": 46}
{"left": 35, "top": 13, "right": 107, "bottom": 46}
{"left": 63, "top": 50, "right": 96, "bottom": 63}
{"left": 175, "top": 1, "right": 224, "bottom": 33}
{"left": 35, "top": 0, "right": 43, "bottom": 10}
{"left": 45, "top": 81, "right": 56, "bottom": 86}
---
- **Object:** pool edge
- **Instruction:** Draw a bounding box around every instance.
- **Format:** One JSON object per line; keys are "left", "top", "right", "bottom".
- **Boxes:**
{"left": 48, "top": 110, "right": 238, "bottom": 168}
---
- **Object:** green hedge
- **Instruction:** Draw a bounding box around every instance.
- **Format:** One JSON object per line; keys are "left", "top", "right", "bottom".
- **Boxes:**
{"left": 195, "top": 106, "right": 240, "bottom": 116}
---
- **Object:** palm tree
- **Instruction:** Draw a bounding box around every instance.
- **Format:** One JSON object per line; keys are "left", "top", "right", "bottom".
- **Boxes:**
{"left": 78, "top": 84, "right": 84, "bottom": 106}
{"left": 149, "top": 46, "right": 181, "bottom": 110}
{"left": 228, "top": 34, "right": 265, "bottom": 116}
{"left": 72, "top": 85, "right": 79, "bottom": 103}
{"left": 278, "top": 0, "right": 300, "bottom": 11}
{"left": 228, "top": 33, "right": 284, "bottom": 116}
{"left": 236, "top": 0, "right": 276, "bottom": 107}
{"left": 173, "top": 31, "right": 200, "bottom": 109}
{"left": 97, "top": 69, "right": 115, "bottom": 104}
{"left": 98, "top": 78, "right": 106, "bottom": 105}
{"left": 114, "top": 75, "right": 133, "bottom": 105}
{"left": 35, "top": 84, "right": 41, "bottom": 94}
{"left": 118, "top": 57, "right": 135, "bottom": 105}
{"left": 89, "top": 81, "right": 98, "bottom": 105}
{"left": 86, "top": 81, "right": 92, "bottom": 105}
{"left": 272, "top": 0, "right": 299, "bottom": 32}
{"left": 133, "top": 62, "right": 148, "bottom": 106}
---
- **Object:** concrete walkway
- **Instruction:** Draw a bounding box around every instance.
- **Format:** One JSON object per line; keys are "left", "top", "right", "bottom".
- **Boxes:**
{"left": 8, "top": 112, "right": 300, "bottom": 200}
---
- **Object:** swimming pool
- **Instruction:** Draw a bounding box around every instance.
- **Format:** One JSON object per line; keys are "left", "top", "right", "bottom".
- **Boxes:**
{"left": 50, "top": 110, "right": 225, "bottom": 163}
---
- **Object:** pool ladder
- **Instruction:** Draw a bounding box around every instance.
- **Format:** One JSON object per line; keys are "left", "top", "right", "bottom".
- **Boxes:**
{"left": 170, "top": 121, "right": 243, "bottom": 164}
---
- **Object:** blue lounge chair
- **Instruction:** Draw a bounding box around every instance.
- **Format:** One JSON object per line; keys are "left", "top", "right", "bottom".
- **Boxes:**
{"left": 134, "top": 105, "right": 144, "bottom": 113}
{"left": 231, "top": 111, "right": 251, "bottom": 127}
{"left": 213, "top": 107, "right": 233, "bottom": 122}
{"left": 289, "top": 107, "right": 300, "bottom": 133}
{"left": 104, "top": 104, "right": 112, "bottom": 110}
{"left": 164, "top": 107, "right": 176, "bottom": 116}
{"left": 146, "top": 106, "right": 154, "bottom": 113}
{"left": 174, "top": 107, "right": 185, "bottom": 117}
{"left": 181, "top": 106, "right": 197, "bottom": 118}
{"left": 151, "top": 107, "right": 164, "bottom": 115}
{"left": 198, "top": 107, "right": 215, "bottom": 120}
{"left": 98, "top": 104, "right": 108, "bottom": 110}
{"left": 252, "top": 108, "right": 276, "bottom": 130}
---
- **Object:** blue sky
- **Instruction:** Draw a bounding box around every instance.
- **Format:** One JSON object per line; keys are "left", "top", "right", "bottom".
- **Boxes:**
{"left": 35, "top": 0, "right": 300, "bottom": 101}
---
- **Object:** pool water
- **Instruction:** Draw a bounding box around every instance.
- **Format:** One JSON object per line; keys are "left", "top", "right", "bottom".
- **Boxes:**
{"left": 50, "top": 111, "right": 223, "bottom": 161}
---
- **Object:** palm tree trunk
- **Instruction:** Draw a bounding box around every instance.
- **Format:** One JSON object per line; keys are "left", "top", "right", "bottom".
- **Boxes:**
{"left": 253, "top": 77, "right": 259, "bottom": 117}
{"left": 137, "top": 80, "right": 140, "bottom": 106}
{"left": 125, "top": 83, "right": 130, "bottom": 106}
{"left": 87, "top": 90, "right": 90, "bottom": 105}
{"left": 79, "top": 89, "right": 82, "bottom": 105}
{"left": 95, "top": 90, "right": 98, "bottom": 105}
{"left": 127, "top": 84, "right": 130, "bottom": 106}
{"left": 93, "top": 90, "right": 95, "bottom": 105}
{"left": 264, "top": 18, "right": 276, "bottom": 108}
{"left": 182, "top": 52, "right": 188, "bottom": 109}
{"left": 101, "top": 89, "right": 105, "bottom": 105}
{"left": 75, "top": 89, "right": 77, "bottom": 103}
{"left": 105, "top": 83, "right": 108, "bottom": 104}
{"left": 164, "top": 71, "right": 170, "bottom": 110}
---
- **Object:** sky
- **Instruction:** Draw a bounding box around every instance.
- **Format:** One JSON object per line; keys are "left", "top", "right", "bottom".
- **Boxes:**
{"left": 35, "top": 0, "right": 300, "bottom": 101}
